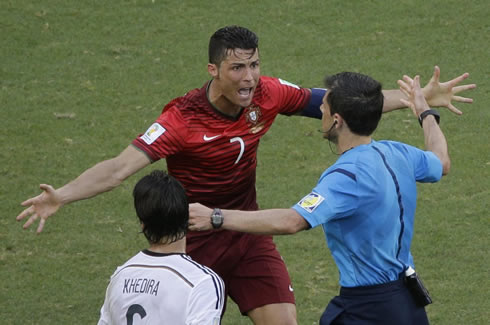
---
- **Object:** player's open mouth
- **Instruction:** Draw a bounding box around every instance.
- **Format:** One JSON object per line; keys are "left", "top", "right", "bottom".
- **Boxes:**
{"left": 238, "top": 87, "right": 253, "bottom": 98}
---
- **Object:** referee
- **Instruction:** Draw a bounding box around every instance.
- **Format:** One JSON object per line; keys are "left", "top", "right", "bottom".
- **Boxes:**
{"left": 98, "top": 170, "right": 224, "bottom": 325}
{"left": 188, "top": 71, "right": 457, "bottom": 324}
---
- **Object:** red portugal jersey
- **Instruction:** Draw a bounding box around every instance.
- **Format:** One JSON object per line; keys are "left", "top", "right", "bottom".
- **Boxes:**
{"left": 132, "top": 76, "right": 310, "bottom": 210}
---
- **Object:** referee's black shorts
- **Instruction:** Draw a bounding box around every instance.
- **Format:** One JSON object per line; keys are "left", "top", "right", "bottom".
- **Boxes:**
{"left": 320, "top": 277, "right": 430, "bottom": 325}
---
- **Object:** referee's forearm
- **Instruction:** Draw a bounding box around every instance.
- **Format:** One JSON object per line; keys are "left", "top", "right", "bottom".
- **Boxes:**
{"left": 422, "top": 116, "right": 450, "bottom": 175}
{"left": 222, "top": 208, "right": 306, "bottom": 235}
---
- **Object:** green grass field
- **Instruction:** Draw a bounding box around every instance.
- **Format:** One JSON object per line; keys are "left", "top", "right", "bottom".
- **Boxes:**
{"left": 2, "top": 0, "right": 489, "bottom": 324}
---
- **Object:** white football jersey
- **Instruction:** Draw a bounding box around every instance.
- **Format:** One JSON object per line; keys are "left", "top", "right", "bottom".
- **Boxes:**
{"left": 98, "top": 250, "right": 224, "bottom": 325}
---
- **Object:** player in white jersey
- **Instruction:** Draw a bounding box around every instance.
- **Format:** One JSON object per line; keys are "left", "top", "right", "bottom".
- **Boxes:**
{"left": 98, "top": 170, "right": 224, "bottom": 325}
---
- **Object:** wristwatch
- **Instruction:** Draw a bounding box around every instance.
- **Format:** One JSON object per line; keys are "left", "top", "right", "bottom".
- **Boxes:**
{"left": 210, "top": 208, "right": 223, "bottom": 229}
{"left": 418, "top": 109, "right": 440, "bottom": 127}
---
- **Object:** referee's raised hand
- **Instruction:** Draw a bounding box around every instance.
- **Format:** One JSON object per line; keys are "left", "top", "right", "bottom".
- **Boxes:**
{"left": 16, "top": 184, "right": 62, "bottom": 233}
{"left": 403, "top": 66, "right": 475, "bottom": 115}
{"left": 399, "top": 75, "right": 430, "bottom": 117}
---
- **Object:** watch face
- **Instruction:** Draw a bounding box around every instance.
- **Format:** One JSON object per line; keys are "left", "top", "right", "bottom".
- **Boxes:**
{"left": 211, "top": 209, "right": 223, "bottom": 228}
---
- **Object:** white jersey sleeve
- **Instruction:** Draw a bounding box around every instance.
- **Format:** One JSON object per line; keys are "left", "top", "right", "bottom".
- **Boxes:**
{"left": 186, "top": 274, "right": 225, "bottom": 325}
{"left": 97, "top": 279, "right": 115, "bottom": 325}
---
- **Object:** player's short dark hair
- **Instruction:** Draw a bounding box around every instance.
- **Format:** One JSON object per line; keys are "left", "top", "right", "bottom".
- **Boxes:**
{"left": 324, "top": 72, "right": 384, "bottom": 136}
{"left": 209, "top": 25, "right": 259, "bottom": 65}
{"left": 133, "top": 170, "right": 188, "bottom": 245}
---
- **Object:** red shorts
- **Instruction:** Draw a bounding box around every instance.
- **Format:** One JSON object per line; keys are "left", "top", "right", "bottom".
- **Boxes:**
{"left": 186, "top": 229, "right": 295, "bottom": 314}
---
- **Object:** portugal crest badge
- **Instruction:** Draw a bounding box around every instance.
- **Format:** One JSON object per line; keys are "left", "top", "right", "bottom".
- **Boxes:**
{"left": 245, "top": 105, "right": 265, "bottom": 134}
{"left": 245, "top": 105, "right": 262, "bottom": 126}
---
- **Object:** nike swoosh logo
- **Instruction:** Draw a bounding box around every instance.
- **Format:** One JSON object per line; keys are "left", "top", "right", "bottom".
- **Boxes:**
{"left": 203, "top": 134, "right": 221, "bottom": 141}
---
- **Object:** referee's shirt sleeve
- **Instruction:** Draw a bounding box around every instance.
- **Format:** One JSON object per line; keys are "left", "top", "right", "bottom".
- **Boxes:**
{"left": 415, "top": 151, "right": 443, "bottom": 182}
{"left": 186, "top": 275, "right": 225, "bottom": 325}
{"left": 292, "top": 169, "right": 359, "bottom": 228}
{"left": 400, "top": 143, "right": 443, "bottom": 182}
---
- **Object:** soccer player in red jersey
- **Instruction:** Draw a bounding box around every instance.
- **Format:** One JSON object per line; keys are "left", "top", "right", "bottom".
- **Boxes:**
{"left": 17, "top": 26, "right": 475, "bottom": 324}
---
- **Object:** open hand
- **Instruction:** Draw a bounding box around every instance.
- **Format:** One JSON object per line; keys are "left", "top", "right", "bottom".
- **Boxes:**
{"left": 16, "top": 184, "right": 62, "bottom": 233}
{"left": 398, "top": 75, "right": 430, "bottom": 118}
{"left": 401, "top": 66, "right": 476, "bottom": 115}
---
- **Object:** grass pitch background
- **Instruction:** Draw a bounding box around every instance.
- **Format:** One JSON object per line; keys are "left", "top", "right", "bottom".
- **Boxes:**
{"left": 1, "top": 0, "right": 488, "bottom": 324}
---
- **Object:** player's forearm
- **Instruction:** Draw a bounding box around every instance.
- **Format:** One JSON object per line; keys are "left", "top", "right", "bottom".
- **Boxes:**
{"left": 221, "top": 208, "right": 306, "bottom": 235}
{"left": 422, "top": 116, "right": 450, "bottom": 175}
{"left": 56, "top": 146, "right": 150, "bottom": 205}
{"left": 56, "top": 159, "right": 127, "bottom": 205}
{"left": 382, "top": 89, "right": 407, "bottom": 113}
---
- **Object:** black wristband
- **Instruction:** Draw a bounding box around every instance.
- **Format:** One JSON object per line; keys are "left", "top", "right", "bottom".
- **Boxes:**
{"left": 418, "top": 109, "right": 440, "bottom": 127}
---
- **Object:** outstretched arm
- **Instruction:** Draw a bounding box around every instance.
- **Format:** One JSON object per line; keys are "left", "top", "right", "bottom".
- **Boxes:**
{"left": 382, "top": 89, "right": 410, "bottom": 113}
{"left": 16, "top": 145, "right": 151, "bottom": 233}
{"left": 399, "top": 75, "right": 450, "bottom": 175}
{"left": 301, "top": 66, "right": 475, "bottom": 117}
{"left": 188, "top": 203, "right": 309, "bottom": 235}
{"left": 382, "top": 66, "right": 475, "bottom": 113}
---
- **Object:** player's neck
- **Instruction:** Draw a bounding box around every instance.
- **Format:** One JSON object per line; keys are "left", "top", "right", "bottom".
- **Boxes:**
{"left": 148, "top": 238, "right": 186, "bottom": 254}
{"left": 207, "top": 80, "right": 242, "bottom": 117}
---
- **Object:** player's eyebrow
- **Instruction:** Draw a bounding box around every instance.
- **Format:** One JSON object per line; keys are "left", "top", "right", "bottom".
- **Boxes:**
{"left": 231, "top": 59, "right": 259, "bottom": 67}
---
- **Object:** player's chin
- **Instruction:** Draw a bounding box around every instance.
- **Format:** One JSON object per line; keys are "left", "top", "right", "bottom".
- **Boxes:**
{"left": 239, "top": 99, "right": 253, "bottom": 108}
{"left": 236, "top": 93, "right": 254, "bottom": 107}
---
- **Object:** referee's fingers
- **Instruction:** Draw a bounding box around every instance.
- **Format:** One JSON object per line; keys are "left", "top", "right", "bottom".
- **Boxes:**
{"left": 189, "top": 223, "right": 204, "bottom": 232}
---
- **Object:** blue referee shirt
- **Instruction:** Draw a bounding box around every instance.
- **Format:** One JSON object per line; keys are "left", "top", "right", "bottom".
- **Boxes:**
{"left": 293, "top": 140, "right": 442, "bottom": 287}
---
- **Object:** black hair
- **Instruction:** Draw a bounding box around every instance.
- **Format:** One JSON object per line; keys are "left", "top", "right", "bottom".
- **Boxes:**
{"left": 133, "top": 170, "right": 188, "bottom": 245}
{"left": 324, "top": 72, "right": 384, "bottom": 136}
{"left": 208, "top": 25, "right": 259, "bottom": 65}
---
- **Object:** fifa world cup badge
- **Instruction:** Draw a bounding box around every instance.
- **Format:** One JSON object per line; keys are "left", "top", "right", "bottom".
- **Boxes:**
{"left": 245, "top": 105, "right": 264, "bottom": 133}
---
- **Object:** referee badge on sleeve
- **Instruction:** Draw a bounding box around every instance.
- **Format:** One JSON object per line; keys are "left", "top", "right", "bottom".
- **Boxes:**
{"left": 298, "top": 192, "right": 324, "bottom": 213}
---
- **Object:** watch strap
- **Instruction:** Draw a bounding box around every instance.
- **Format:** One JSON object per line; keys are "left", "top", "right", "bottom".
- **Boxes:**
{"left": 418, "top": 109, "right": 440, "bottom": 127}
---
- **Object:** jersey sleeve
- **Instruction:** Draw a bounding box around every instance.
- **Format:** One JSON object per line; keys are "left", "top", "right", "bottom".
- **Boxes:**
{"left": 97, "top": 304, "right": 109, "bottom": 325}
{"left": 397, "top": 142, "right": 443, "bottom": 183}
{"left": 261, "top": 76, "right": 311, "bottom": 115}
{"left": 292, "top": 167, "right": 359, "bottom": 228}
{"left": 186, "top": 274, "right": 225, "bottom": 325}
{"left": 97, "top": 279, "right": 115, "bottom": 325}
{"left": 414, "top": 151, "right": 443, "bottom": 182}
{"left": 131, "top": 104, "right": 188, "bottom": 162}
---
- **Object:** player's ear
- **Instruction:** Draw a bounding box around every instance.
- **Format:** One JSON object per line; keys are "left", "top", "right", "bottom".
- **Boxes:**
{"left": 208, "top": 63, "right": 219, "bottom": 79}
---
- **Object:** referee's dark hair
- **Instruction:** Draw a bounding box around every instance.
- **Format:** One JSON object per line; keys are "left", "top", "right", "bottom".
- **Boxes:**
{"left": 133, "top": 170, "right": 188, "bottom": 245}
{"left": 324, "top": 72, "right": 384, "bottom": 136}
